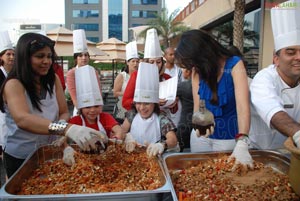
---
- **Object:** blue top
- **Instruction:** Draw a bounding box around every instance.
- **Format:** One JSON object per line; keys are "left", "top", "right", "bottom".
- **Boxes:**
{"left": 198, "top": 56, "right": 241, "bottom": 139}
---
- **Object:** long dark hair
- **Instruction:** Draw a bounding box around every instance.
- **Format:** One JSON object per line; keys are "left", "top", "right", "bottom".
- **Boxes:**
{"left": 0, "top": 32, "right": 56, "bottom": 112}
{"left": 175, "top": 29, "right": 233, "bottom": 104}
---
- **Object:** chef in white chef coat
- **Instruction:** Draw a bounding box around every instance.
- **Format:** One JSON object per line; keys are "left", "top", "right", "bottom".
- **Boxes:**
{"left": 121, "top": 62, "right": 178, "bottom": 157}
{"left": 249, "top": 0, "right": 300, "bottom": 149}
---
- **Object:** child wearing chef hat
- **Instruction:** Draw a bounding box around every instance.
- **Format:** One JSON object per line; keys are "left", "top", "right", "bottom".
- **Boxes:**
{"left": 249, "top": 0, "right": 300, "bottom": 150}
{"left": 70, "top": 65, "right": 123, "bottom": 140}
{"left": 66, "top": 29, "right": 102, "bottom": 116}
{"left": 56, "top": 66, "right": 123, "bottom": 165}
{"left": 121, "top": 62, "right": 178, "bottom": 157}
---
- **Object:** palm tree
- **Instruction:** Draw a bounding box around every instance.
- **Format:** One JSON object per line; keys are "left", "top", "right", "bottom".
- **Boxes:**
{"left": 233, "top": 0, "right": 245, "bottom": 53}
{"left": 138, "top": 8, "right": 190, "bottom": 49}
{"left": 213, "top": 20, "right": 259, "bottom": 47}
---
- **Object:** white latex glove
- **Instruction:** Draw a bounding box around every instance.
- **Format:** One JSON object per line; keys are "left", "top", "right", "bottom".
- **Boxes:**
{"left": 146, "top": 143, "right": 164, "bottom": 157}
{"left": 124, "top": 133, "right": 136, "bottom": 153}
{"left": 229, "top": 139, "right": 253, "bottom": 170}
{"left": 195, "top": 124, "right": 215, "bottom": 138}
{"left": 51, "top": 136, "right": 67, "bottom": 147}
{"left": 293, "top": 130, "right": 300, "bottom": 148}
{"left": 63, "top": 146, "right": 75, "bottom": 166}
{"left": 65, "top": 125, "right": 108, "bottom": 151}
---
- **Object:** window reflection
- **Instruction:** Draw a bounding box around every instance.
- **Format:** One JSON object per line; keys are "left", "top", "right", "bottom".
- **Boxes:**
{"left": 108, "top": 0, "right": 122, "bottom": 40}
{"left": 72, "top": 0, "right": 99, "bottom": 4}
{"left": 211, "top": 8, "right": 261, "bottom": 78}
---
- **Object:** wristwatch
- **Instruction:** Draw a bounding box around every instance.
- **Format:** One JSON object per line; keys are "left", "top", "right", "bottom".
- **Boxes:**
{"left": 235, "top": 133, "right": 250, "bottom": 145}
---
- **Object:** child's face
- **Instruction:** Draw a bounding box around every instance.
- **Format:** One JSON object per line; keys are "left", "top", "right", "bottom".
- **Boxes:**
{"left": 81, "top": 105, "right": 102, "bottom": 123}
{"left": 135, "top": 102, "right": 155, "bottom": 119}
{"left": 148, "top": 57, "right": 163, "bottom": 70}
{"left": 76, "top": 52, "right": 89, "bottom": 67}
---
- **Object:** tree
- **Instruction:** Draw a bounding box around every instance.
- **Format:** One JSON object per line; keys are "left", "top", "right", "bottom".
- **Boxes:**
{"left": 213, "top": 20, "right": 259, "bottom": 48}
{"left": 233, "top": 0, "right": 246, "bottom": 53}
{"left": 138, "top": 8, "right": 190, "bottom": 49}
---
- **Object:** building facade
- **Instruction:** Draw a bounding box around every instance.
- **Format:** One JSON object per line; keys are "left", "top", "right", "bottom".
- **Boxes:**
{"left": 64, "top": 0, "right": 162, "bottom": 43}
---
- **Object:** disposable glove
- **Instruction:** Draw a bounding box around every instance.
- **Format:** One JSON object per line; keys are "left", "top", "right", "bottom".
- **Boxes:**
{"left": 51, "top": 136, "right": 67, "bottom": 147}
{"left": 293, "top": 130, "right": 300, "bottom": 148}
{"left": 146, "top": 143, "right": 164, "bottom": 157}
{"left": 229, "top": 139, "right": 253, "bottom": 171}
{"left": 124, "top": 133, "right": 136, "bottom": 153}
{"left": 63, "top": 146, "right": 75, "bottom": 166}
{"left": 65, "top": 125, "right": 108, "bottom": 151}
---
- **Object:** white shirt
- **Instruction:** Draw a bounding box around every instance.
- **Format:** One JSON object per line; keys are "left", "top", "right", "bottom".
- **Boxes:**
{"left": 249, "top": 64, "right": 300, "bottom": 149}
{"left": 164, "top": 64, "right": 183, "bottom": 83}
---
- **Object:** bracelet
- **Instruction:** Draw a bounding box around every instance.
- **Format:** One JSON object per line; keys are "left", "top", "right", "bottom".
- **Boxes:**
{"left": 48, "top": 121, "right": 68, "bottom": 136}
{"left": 235, "top": 133, "right": 248, "bottom": 141}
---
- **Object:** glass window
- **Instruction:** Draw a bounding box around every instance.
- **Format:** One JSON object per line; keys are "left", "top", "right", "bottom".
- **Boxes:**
{"left": 132, "top": 10, "right": 157, "bottom": 18}
{"left": 86, "top": 37, "right": 99, "bottom": 43}
{"left": 132, "top": 11, "right": 140, "bottom": 18}
{"left": 72, "top": 0, "right": 99, "bottom": 4}
{"left": 146, "top": 10, "right": 157, "bottom": 18}
{"left": 132, "top": 24, "right": 143, "bottom": 27}
{"left": 198, "top": 0, "right": 204, "bottom": 5}
{"left": 73, "top": 10, "right": 99, "bottom": 18}
{"left": 132, "top": 0, "right": 141, "bottom": 4}
{"left": 142, "top": 0, "right": 157, "bottom": 4}
{"left": 132, "top": 0, "right": 157, "bottom": 5}
{"left": 73, "top": 24, "right": 99, "bottom": 31}
{"left": 108, "top": 0, "right": 122, "bottom": 40}
{"left": 191, "top": 1, "right": 195, "bottom": 11}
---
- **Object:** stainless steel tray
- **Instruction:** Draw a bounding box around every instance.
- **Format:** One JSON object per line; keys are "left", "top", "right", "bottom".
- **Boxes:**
{"left": 0, "top": 145, "right": 173, "bottom": 201}
{"left": 162, "top": 150, "right": 291, "bottom": 201}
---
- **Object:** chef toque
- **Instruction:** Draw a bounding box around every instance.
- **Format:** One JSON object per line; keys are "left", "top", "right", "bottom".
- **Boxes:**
{"left": 73, "top": 29, "right": 88, "bottom": 54}
{"left": 75, "top": 65, "right": 103, "bottom": 109}
{"left": 271, "top": 0, "right": 300, "bottom": 52}
{"left": 126, "top": 41, "right": 139, "bottom": 61}
{"left": 0, "top": 31, "right": 13, "bottom": 53}
{"left": 143, "top": 28, "right": 162, "bottom": 58}
{"left": 134, "top": 62, "right": 159, "bottom": 103}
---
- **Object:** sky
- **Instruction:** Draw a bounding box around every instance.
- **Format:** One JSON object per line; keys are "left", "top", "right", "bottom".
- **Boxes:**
{"left": 0, "top": 0, "right": 191, "bottom": 32}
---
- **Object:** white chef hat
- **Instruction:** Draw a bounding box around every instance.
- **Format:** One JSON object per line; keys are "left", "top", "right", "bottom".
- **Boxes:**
{"left": 271, "top": 0, "right": 300, "bottom": 52}
{"left": 126, "top": 41, "right": 139, "bottom": 61}
{"left": 0, "top": 31, "right": 13, "bottom": 53}
{"left": 143, "top": 28, "right": 162, "bottom": 58}
{"left": 75, "top": 65, "right": 103, "bottom": 109}
{"left": 73, "top": 29, "right": 88, "bottom": 54}
{"left": 134, "top": 62, "right": 159, "bottom": 103}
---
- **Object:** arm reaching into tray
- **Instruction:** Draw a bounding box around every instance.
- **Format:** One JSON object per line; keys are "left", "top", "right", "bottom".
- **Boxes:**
{"left": 229, "top": 137, "right": 253, "bottom": 171}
